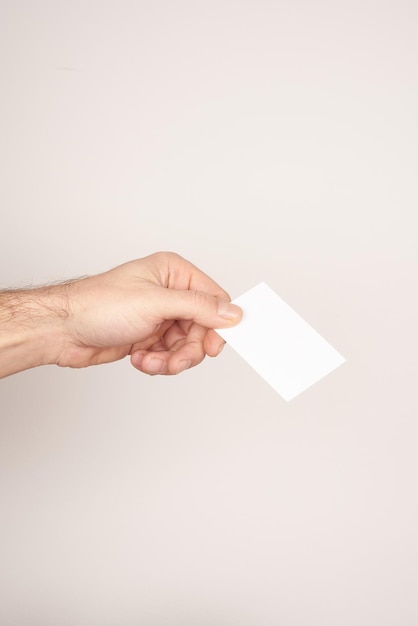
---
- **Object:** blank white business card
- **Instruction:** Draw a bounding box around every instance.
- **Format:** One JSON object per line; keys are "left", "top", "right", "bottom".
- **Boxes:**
{"left": 216, "top": 282, "right": 345, "bottom": 401}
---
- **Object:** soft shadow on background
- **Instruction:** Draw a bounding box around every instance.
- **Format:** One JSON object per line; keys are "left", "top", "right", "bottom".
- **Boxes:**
{"left": 1, "top": 1, "right": 417, "bottom": 624}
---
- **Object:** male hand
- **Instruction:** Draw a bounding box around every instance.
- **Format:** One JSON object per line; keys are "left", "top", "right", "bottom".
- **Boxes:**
{"left": 0, "top": 252, "right": 242, "bottom": 377}
{"left": 61, "top": 252, "right": 242, "bottom": 375}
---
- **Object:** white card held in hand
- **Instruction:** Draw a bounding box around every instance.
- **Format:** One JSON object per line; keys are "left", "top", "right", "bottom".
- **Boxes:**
{"left": 216, "top": 282, "right": 345, "bottom": 401}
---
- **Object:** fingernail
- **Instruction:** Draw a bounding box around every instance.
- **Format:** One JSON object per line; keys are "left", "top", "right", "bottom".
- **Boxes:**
{"left": 215, "top": 341, "right": 225, "bottom": 356}
{"left": 131, "top": 351, "right": 144, "bottom": 368}
{"left": 218, "top": 300, "right": 241, "bottom": 320}
{"left": 175, "top": 359, "right": 192, "bottom": 374}
{"left": 146, "top": 357, "right": 165, "bottom": 374}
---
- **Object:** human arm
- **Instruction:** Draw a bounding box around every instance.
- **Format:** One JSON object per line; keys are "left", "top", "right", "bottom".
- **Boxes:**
{"left": 0, "top": 252, "right": 242, "bottom": 378}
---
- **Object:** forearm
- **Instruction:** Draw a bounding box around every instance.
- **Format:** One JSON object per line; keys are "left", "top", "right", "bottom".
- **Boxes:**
{"left": 0, "top": 286, "right": 69, "bottom": 378}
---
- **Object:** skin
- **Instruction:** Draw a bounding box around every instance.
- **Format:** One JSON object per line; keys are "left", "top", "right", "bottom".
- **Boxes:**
{"left": 0, "top": 252, "right": 242, "bottom": 379}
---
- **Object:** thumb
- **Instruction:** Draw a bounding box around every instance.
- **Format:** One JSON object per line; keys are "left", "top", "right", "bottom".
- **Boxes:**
{"left": 151, "top": 288, "right": 242, "bottom": 329}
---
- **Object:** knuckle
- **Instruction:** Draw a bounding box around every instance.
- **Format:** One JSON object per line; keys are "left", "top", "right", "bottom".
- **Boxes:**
{"left": 192, "top": 289, "right": 210, "bottom": 310}
{"left": 157, "top": 251, "right": 182, "bottom": 263}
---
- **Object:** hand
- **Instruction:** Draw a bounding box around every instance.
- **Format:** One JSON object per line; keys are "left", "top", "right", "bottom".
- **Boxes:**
{"left": 61, "top": 252, "right": 242, "bottom": 375}
{"left": 0, "top": 252, "right": 242, "bottom": 378}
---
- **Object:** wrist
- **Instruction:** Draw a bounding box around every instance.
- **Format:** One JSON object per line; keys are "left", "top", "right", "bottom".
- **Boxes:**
{"left": 0, "top": 284, "right": 71, "bottom": 377}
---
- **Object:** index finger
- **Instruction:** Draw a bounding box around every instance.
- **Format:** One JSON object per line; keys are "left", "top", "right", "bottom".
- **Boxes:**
{"left": 165, "top": 253, "right": 231, "bottom": 301}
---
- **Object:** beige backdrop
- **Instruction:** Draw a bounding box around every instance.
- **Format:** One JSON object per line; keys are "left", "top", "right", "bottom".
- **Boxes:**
{"left": 1, "top": 1, "right": 417, "bottom": 624}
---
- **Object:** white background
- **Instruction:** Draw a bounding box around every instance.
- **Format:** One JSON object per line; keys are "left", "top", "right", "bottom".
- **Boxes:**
{"left": 1, "top": 1, "right": 417, "bottom": 624}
